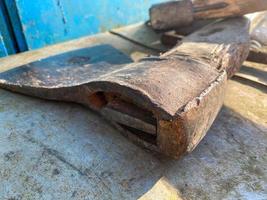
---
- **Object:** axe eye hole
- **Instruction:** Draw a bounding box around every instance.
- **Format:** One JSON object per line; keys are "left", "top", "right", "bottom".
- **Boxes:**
{"left": 88, "top": 92, "right": 108, "bottom": 109}
{"left": 118, "top": 123, "right": 157, "bottom": 145}
{"left": 87, "top": 91, "right": 158, "bottom": 144}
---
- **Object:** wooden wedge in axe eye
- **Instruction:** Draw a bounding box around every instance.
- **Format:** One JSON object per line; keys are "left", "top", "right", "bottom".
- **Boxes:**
{"left": 0, "top": 18, "right": 250, "bottom": 158}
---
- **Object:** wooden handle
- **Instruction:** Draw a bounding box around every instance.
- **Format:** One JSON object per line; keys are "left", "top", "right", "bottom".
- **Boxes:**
{"left": 193, "top": 0, "right": 267, "bottom": 19}
{"left": 149, "top": 0, "right": 194, "bottom": 30}
{"left": 150, "top": 0, "right": 267, "bottom": 30}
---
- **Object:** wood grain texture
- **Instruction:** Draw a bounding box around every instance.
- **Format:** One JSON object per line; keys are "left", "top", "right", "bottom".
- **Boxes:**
{"left": 149, "top": 0, "right": 194, "bottom": 30}
{"left": 150, "top": 0, "right": 267, "bottom": 30}
{"left": 193, "top": 0, "right": 267, "bottom": 19}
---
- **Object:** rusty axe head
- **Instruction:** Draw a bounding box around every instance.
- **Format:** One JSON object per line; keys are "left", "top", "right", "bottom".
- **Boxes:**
{"left": 0, "top": 18, "right": 250, "bottom": 159}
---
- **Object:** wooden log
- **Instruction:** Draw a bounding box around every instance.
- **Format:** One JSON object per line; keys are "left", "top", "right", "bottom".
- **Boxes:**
{"left": 0, "top": 18, "right": 250, "bottom": 159}
{"left": 149, "top": 0, "right": 194, "bottom": 30}
{"left": 150, "top": 0, "right": 267, "bottom": 30}
{"left": 248, "top": 46, "right": 267, "bottom": 64}
{"left": 193, "top": 0, "right": 267, "bottom": 19}
{"left": 248, "top": 11, "right": 267, "bottom": 46}
{"left": 160, "top": 12, "right": 267, "bottom": 65}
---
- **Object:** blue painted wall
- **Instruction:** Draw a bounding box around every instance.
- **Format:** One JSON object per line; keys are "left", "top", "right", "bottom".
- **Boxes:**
{"left": 4, "top": 0, "right": 167, "bottom": 51}
{"left": 4, "top": 0, "right": 28, "bottom": 52}
{"left": 0, "top": 33, "right": 8, "bottom": 57}
{"left": 0, "top": 1, "right": 17, "bottom": 56}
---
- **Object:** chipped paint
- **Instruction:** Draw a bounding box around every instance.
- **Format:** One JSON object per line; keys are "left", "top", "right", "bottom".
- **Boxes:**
{"left": 5, "top": 0, "right": 168, "bottom": 50}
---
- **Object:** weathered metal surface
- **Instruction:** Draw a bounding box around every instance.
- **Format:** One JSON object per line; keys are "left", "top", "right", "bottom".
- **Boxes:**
{"left": 0, "top": 80, "right": 266, "bottom": 200}
{"left": 0, "top": 21, "right": 266, "bottom": 199}
{"left": 0, "top": 18, "right": 250, "bottom": 158}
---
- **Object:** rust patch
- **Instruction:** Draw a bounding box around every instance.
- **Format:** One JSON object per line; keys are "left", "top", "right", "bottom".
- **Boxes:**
{"left": 87, "top": 92, "right": 107, "bottom": 110}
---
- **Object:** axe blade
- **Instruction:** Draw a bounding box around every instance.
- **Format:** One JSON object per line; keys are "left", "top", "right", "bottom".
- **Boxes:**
{"left": 0, "top": 18, "right": 250, "bottom": 159}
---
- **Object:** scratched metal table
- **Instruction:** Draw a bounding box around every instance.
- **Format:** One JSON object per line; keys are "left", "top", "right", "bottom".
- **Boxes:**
{"left": 0, "top": 24, "right": 266, "bottom": 200}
